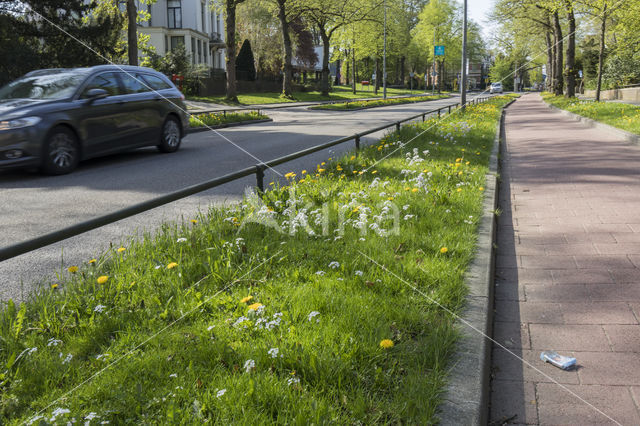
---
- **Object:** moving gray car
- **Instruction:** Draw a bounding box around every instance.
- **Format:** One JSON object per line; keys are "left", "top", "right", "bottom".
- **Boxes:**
{"left": 0, "top": 65, "right": 188, "bottom": 174}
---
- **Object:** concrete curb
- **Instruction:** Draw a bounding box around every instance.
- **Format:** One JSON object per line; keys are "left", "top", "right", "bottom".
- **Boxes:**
{"left": 186, "top": 118, "right": 273, "bottom": 134}
{"left": 307, "top": 96, "right": 450, "bottom": 112}
{"left": 544, "top": 100, "right": 640, "bottom": 145}
{"left": 438, "top": 99, "right": 515, "bottom": 425}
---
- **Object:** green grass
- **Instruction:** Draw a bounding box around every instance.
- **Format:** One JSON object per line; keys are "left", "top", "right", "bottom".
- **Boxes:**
{"left": 310, "top": 94, "right": 450, "bottom": 111}
{"left": 0, "top": 96, "right": 514, "bottom": 425}
{"left": 541, "top": 92, "right": 640, "bottom": 135}
{"left": 189, "top": 111, "right": 269, "bottom": 128}
{"left": 189, "top": 85, "right": 441, "bottom": 106}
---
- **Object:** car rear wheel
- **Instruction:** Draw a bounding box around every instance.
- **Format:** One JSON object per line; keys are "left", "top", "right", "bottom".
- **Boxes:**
{"left": 42, "top": 126, "right": 80, "bottom": 175}
{"left": 158, "top": 116, "right": 181, "bottom": 153}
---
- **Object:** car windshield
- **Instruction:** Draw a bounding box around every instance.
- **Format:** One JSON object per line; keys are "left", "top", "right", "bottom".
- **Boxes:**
{"left": 0, "top": 71, "right": 87, "bottom": 100}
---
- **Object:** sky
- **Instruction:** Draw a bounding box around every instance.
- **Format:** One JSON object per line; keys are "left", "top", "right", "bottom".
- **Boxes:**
{"left": 467, "top": 0, "right": 495, "bottom": 39}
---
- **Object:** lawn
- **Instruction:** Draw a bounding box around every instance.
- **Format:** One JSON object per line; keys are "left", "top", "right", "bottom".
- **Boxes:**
{"left": 0, "top": 96, "right": 514, "bottom": 424}
{"left": 189, "top": 84, "right": 441, "bottom": 106}
{"left": 310, "top": 94, "right": 450, "bottom": 111}
{"left": 189, "top": 110, "right": 269, "bottom": 128}
{"left": 542, "top": 92, "right": 640, "bottom": 135}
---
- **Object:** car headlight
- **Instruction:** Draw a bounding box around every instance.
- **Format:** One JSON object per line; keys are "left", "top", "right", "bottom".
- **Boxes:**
{"left": 0, "top": 116, "right": 42, "bottom": 131}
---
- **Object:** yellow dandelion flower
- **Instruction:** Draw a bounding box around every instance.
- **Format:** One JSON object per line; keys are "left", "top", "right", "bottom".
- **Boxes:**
{"left": 301, "top": 170, "right": 307, "bottom": 174}
{"left": 479, "top": 187, "right": 484, "bottom": 191}
{"left": 269, "top": 181, "right": 275, "bottom": 186}
{"left": 285, "top": 172, "right": 296, "bottom": 179}
{"left": 405, "top": 187, "right": 411, "bottom": 191}
{"left": 352, "top": 206, "right": 361, "bottom": 213}
{"left": 440, "top": 247, "right": 448, "bottom": 254}
{"left": 353, "top": 170, "right": 358, "bottom": 174}
{"left": 318, "top": 168, "right": 325, "bottom": 173}
{"left": 387, "top": 197, "right": 394, "bottom": 201}
{"left": 321, "top": 162, "right": 326, "bottom": 166}
{"left": 191, "top": 219, "right": 198, "bottom": 224}
{"left": 240, "top": 296, "right": 253, "bottom": 303}
{"left": 97, "top": 275, "right": 109, "bottom": 284}
{"left": 88, "top": 259, "right": 97, "bottom": 265}
{"left": 458, "top": 171, "right": 463, "bottom": 176}
{"left": 372, "top": 170, "right": 378, "bottom": 174}
{"left": 377, "top": 146, "right": 383, "bottom": 151}
{"left": 299, "top": 179, "right": 306, "bottom": 183}
{"left": 380, "top": 339, "right": 394, "bottom": 349}
{"left": 350, "top": 155, "right": 356, "bottom": 160}
{"left": 67, "top": 266, "right": 78, "bottom": 273}
{"left": 455, "top": 158, "right": 462, "bottom": 163}
{"left": 412, "top": 188, "right": 419, "bottom": 193}
{"left": 248, "top": 302, "right": 263, "bottom": 310}
{"left": 457, "top": 188, "right": 462, "bottom": 192}
{"left": 337, "top": 166, "right": 343, "bottom": 171}
{"left": 466, "top": 161, "right": 470, "bottom": 165}
{"left": 167, "top": 262, "right": 178, "bottom": 269}
{"left": 51, "top": 283, "right": 59, "bottom": 289}
{"left": 358, "top": 171, "right": 364, "bottom": 175}
{"left": 117, "top": 247, "right": 126, "bottom": 253}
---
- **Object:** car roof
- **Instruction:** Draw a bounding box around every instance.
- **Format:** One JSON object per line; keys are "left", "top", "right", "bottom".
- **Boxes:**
{"left": 25, "top": 65, "right": 162, "bottom": 77}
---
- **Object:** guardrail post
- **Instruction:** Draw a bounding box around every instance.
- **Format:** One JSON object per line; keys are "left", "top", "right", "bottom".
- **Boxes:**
{"left": 395, "top": 122, "right": 401, "bottom": 132}
{"left": 354, "top": 135, "right": 360, "bottom": 156}
{"left": 422, "top": 113, "right": 425, "bottom": 122}
{"left": 256, "top": 164, "right": 265, "bottom": 192}
{"left": 448, "top": 105, "right": 451, "bottom": 114}
{"left": 224, "top": 110, "right": 227, "bottom": 117}
{"left": 438, "top": 108, "right": 441, "bottom": 118}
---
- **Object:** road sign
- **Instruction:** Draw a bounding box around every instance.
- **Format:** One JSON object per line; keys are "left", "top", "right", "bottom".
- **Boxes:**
{"left": 434, "top": 45, "right": 445, "bottom": 56}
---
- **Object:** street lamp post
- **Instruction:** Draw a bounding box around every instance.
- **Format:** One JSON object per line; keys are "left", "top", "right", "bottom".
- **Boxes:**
{"left": 461, "top": 0, "right": 467, "bottom": 108}
{"left": 383, "top": 0, "right": 387, "bottom": 100}
{"left": 432, "top": 27, "right": 436, "bottom": 95}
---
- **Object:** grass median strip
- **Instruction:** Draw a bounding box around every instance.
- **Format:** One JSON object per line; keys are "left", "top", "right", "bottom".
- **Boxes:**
{"left": 189, "top": 110, "right": 269, "bottom": 128}
{"left": 309, "top": 94, "right": 450, "bottom": 111}
{"left": 542, "top": 92, "right": 640, "bottom": 135}
{"left": 1, "top": 96, "right": 514, "bottom": 424}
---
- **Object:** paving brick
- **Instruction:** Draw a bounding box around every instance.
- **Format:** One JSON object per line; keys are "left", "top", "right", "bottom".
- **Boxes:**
{"left": 544, "top": 244, "right": 598, "bottom": 255}
{"left": 595, "top": 243, "right": 640, "bottom": 255}
{"left": 578, "top": 351, "right": 640, "bottom": 385}
{"left": 573, "top": 255, "right": 636, "bottom": 270}
{"left": 529, "top": 324, "right": 611, "bottom": 351}
{"left": 611, "top": 268, "right": 640, "bottom": 284}
{"left": 585, "top": 224, "right": 634, "bottom": 233}
{"left": 496, "top": 268, "right": 554, "bottom": 285}
{"left": 612, "top": 233, "right": 640, "bottom": 243}
{"left": 524, "top": 284, "right": 591, "bottom": 303}
{"left": 561, "top": 302, "right": 637, "bottom": 325}
{"left": 493, "top": 321, "right": 531, "bottom": 350}
{"left": 603, "top": 325, "right": 640, "bottom": 352}
{"left": 551, "top": 269, "right": 614, "bottom": 285}
{"left": 520, "top": 255, "right": 577, "bottom": 269}
{"left": 536, "top": 383, "right": 639, "bottom": 425}
{"left": 490, "top": 380, "right": 538, "bottom": 425}
{"left": 494, "top": 300, "right": 563, "bottom": 324}
{"left": 491, "top": 347, "right": 580, "bottom": 384}
{"left": 588, "top": 284, "right": 640, "bottom": 302}
{"left": 564, "top": 232, "right": 616, "bottom": 244}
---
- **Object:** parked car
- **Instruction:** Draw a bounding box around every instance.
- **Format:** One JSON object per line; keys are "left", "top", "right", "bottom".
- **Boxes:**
{"left": 0, "top": 65, "right": 188, "bottom": 175}
{"left": 489, "top": 82, "right": 503, "bottom": 94}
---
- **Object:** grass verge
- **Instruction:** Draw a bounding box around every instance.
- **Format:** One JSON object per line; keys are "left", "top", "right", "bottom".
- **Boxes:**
{"left": 541, "top": 92, "right": 640, "bottom": 135}
{"left": 189, "top": 86, "right": 442, "bottom": 106}
{"left": 189, "top": 111, "right": 269, "bottom": 128}
{"left": 309, "top": 94, "right": 450, "bottom": 111}
{"left": 1, "top": 96, "right": 514, "bottom": 425}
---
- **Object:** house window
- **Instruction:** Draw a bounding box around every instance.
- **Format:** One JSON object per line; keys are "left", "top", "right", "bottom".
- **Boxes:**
{"left": 170, "top": 36, "right": 184, "bottom": 51}
{"left": 204, "top": 43, "right": 208, "bottom": 64}
{"left": 167, "top": 0, "right": 182, "bottom": 29}
{"left": 148, "top": 4, "right": 152, "bottom": 26}
{"left": 191, "top": 38, "right": 196, "bottom": 64}
{"left": 197, "top": 39, "right": 202, "bottom": 63}
{"left": 201, "top": 1, "right": 206, "bottom": 32}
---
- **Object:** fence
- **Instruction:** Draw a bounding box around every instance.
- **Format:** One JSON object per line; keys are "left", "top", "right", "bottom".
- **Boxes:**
{"left": 0, "top": 97, "right": 490, "bottom": 263}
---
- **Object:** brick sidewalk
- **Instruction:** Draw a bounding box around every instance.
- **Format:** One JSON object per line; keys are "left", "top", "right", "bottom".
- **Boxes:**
{"left": 489, "top": 94, "right": 640, "bottom": 425}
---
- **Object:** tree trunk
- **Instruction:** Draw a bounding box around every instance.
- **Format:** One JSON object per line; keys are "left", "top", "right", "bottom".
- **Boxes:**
{"left": 400, "top": 56, "right": 405, "bottom": 87}
{"left": 351, "top": 48, "right": 356, "bottom": 93}
{"left": 596, "top": 4, "right": 607, "bottom": 102}
{"left": 545, "top": 31, "right": 553, "bottom": 92}
{"left": 345, "top": 52, "right": 350, "bottom": 85}
{"left": 334, "top": 59, "right": 341, "bottom": 85}
{"left": 225, "top": 1, "right": 240, "bottom": 101}
{"left": 127, "top": 0, "right": 137, "bottom": 66}
{"left": 374, "top": 57, "right": 380, "bottom": 95}
{"left": 276, "top": 0, "right": 293, "bottom": 98}
{"left": 319, "top": 30, "right": 330, "bottom": 96}
{"left": 564, "top": 2, "right": 576, "bottom": 98}
{"left": 553, "top": 11, "right": 564, "bottom": 96}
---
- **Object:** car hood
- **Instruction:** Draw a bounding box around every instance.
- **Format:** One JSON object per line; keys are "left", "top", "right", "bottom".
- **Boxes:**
{"left": 0, "top": 99, "right": 50, "bottom": 120}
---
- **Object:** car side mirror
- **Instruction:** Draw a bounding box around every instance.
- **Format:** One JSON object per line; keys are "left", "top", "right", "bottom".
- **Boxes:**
{"left": 85, "top": 88, "right": 108, "bottom": 102}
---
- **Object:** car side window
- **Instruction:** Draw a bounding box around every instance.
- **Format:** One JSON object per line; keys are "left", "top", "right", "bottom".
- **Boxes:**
{"left": 80, "top": 72, "right": 121, "bottom": 98}
{"left": 120, "top": 72, "right": 152, "bottom": 94}
{"left": 140, "top": 74, "right": 172, "bottom": 91}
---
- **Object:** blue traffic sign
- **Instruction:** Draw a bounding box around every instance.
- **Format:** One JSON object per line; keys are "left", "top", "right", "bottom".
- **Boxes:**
{"left": 434, "top": 45, "right": 445, "bottom": 56}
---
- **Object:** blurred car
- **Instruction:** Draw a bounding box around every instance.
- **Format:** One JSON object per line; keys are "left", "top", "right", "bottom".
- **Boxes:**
{"left": 0, "top": 65, "right": 188, "bottom": 175}
{"left": 490, "top": 82, "right": 503, "bottom": 94}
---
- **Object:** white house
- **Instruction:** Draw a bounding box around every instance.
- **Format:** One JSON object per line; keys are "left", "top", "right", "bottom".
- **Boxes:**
{"left": 129, "top": 0, "right": 226, "bottom": 71}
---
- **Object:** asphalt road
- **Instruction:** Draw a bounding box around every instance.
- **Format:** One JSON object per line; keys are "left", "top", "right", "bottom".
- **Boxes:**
{"left": 0, "top": 93, "right": 487, "bottom": 301}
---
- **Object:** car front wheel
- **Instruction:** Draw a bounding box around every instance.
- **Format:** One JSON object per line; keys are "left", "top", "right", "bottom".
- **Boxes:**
{"left": 42, "top": 126, "right": 80, "bottom": 175}
{"left": 158, "top": 116, "right": 182, "bottom": 153}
